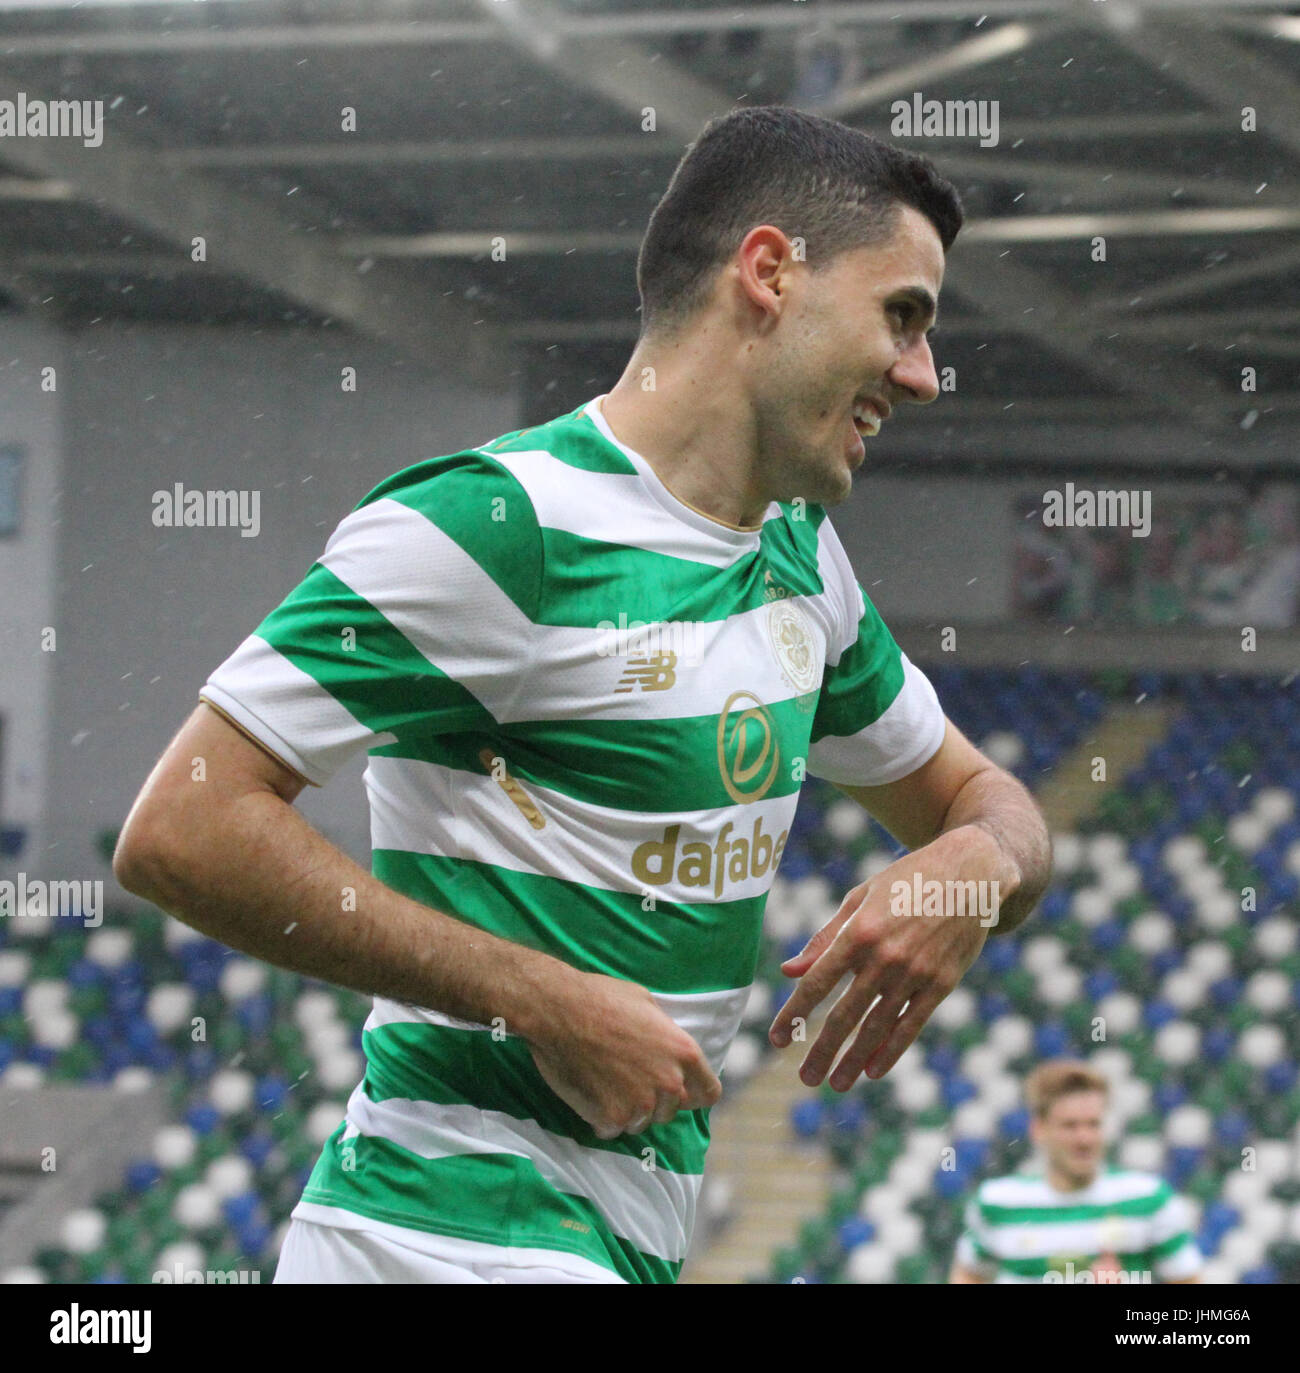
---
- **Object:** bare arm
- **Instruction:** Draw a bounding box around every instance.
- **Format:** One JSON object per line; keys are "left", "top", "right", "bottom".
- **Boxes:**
{"left": 770, "top": 721, "right": 1052, "bottom": 1083}
{"left": 114, "top": 702, "right": 721, "bottom": 1137}
{"left": 115, "top": 703, "right": 558, "bottom": 1029}
{"left": 832, "top": 718, "right": 1053, "bottom": 935}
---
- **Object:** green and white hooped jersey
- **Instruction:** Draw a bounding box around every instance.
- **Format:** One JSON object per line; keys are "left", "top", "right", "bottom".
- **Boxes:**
{"left": 200, "top": 394, "right": 946, "bottom": 1283}
{"left": 955, "top": 1166, "right": 1202, "bottom": 1284}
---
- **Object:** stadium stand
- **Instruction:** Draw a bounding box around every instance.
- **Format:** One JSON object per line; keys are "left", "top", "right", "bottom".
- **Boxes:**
{"left": 3, "top": 668, "right": 1297, "bottom": 1285}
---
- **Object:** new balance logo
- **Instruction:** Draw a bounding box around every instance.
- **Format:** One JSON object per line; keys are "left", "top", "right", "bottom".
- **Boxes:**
{"left": 595, "top": 615, "right": 702, "bottom": 666}
{"left": 615, "top": 651, "right": 678, "bottom": 693}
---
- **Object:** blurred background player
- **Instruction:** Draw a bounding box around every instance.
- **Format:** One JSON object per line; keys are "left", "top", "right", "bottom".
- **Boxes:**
{"left": 949, "top": 1060, "right": 1201, "bottom": 1284}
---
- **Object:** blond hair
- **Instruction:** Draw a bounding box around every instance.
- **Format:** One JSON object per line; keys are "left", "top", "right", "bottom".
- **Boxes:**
{"left": 1025, "top": 1060, "right": 1108, "bottom": 1119}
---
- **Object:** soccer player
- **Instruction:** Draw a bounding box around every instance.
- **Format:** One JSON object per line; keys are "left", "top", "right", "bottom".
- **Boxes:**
{"left": 115, "top": 105, "right": 1051, "bottom": 1284}
{"left": 949, "top": 1060, "right": 1202, "bottom": 1284}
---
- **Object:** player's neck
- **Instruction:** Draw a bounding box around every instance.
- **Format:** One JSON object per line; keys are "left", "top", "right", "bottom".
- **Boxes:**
{"left": 1046, "top": 1162, "right": 1097, "bottom": 1193}
{"left": 601, "top": 344, "right": 769, "bottom": 530}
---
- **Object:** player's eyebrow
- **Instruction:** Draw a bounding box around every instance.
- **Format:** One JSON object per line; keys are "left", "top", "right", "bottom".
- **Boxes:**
{"left": 889, "top": 285, "right": 939, "bottom": 332}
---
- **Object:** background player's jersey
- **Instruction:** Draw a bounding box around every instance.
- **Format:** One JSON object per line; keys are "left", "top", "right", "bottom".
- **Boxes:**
{"left": 955, "top": 1164, "right": 1201, "bottom": 1283}
{"left": 199, "top": 394, "right": 946, "bottom": 1283}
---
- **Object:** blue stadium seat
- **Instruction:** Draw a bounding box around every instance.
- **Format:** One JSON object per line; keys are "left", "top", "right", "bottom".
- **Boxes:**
{"left": 1090, "top": 924, "right": 1125, "bottom": 957}
{"left": 933, "top": 1168, "right": 967, "bottom": 1200}
{"left": 221, "top": 1192, "right": 260, "bottom": 1228}
{"left": 1202, "top": 1025, "right": 1235, "bottom": 1063}
{"left": 837, "top": 1217, "right": 875, "bottom": 1251}
{"left": 999, "top": 1107, "right": 1030, "bottom": 1140}
{"left": 1154, "top": 1081, "right": 1187, "bottom": 1113}
{"left": 926, "top": 1043, "right": 961, "bottom": 1077}
{"left": 1143, "top": 1000, "right": 1179, "bottom": 1031}
{"left": 236, "top": 1220, "right": 272, "bottom": 1258}
{"left": 1212, "top": 1112, "right": 1251, "bottom": 1148}
{"left": 1084, "top": 969, "right": 1120, "bottom": 1001}
{"left": 185, "top": 1103, "right": 222, "bottom": 1136}
{"left": 126, "top": 1160, "right": 163, "bottom": 1193}
{"left": 239, "top": 1132, "right": 277, "bottom": 1168}
{"left": 1263, "top": 1060, "right": 1297, "bottom": 1093}
{"left": 1149, "top": 949, "right": 1182, "bottom": 978}
{"left": 1033, "top": 1022, "right": 1072, "bottom": 1058}
{"left": 185, "top": 1046, "right": 219, "bottom": 1081}
{"left": 983, "top": 940, "right": 1019, "bottom": 974}
{"left": 942, "top": 1077, "right": 978, "bottom": 1110}
{"left": 790, "top": 1100, "right": 823, "bottom": 1139}
{"left": 1209, "top": 976, "right": 1244, "bottom": 1009}
{"left": 829, "top": 1097, "right": 868, "bottom": 1133}
{"left": 978, "top": 991, "right": 1013, "bottom": 1023}
{"left": 955, "top": 1139, "right": 990, "bottom": 1171}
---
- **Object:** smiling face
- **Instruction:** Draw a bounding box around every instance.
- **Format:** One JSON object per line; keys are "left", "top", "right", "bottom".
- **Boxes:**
{"left": 740, "top": 202, "right": 945, "bottom": 507}
{"left": 1032, "top": 1089, "right": 1108, "bottom": 1189}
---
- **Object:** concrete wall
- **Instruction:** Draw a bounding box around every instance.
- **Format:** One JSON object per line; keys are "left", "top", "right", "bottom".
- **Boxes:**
{"left": 0, "top": 319, "right": 65, "bottom": 872}
{"left": 36, "top": 322, "right": 518, "bottom": 886}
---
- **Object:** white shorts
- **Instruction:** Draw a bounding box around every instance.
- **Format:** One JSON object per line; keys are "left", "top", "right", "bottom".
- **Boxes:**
{"left": 273, "top": 1216, "right": 627, "bottom": 1285}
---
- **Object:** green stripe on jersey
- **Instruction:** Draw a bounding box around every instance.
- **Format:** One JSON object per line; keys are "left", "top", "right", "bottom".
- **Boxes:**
{"left": 810, "top": 593, "right": 905, "bottom": 743}
{"left": 357, "top": 450, "right": 544, "bottom": 619}
{"left": 253, "top": 564, "right": 497, "bottom": 738}
{"left": 533, "top": 512, "right": 828, "bottom": 628}
{"left": 369, "top": 704, "right": 813, "bottom": 814}
{"left": 980, "top": 1188, "right": 1171, "bottom": 1226}
{"left": 373, "top": 849, "right": 766, "bottom": 993}
{"left": 301, "top": 1122, "right": 678, "bottom": 1285}
{"left": 481, "top": 406, "right": 636, "bottom": 475}
{"left": 362, "top": 1021, "right": 709, "bottom": 1176}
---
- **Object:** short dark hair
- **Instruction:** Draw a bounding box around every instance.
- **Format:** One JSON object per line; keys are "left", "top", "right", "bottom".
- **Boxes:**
{"left": 635, "top": 104, "right": 963, "bottom": 338}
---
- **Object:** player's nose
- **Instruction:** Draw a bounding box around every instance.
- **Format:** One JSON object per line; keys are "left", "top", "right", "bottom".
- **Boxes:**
{"left": 890, "top": 336, "right": 940, "bottom": 405}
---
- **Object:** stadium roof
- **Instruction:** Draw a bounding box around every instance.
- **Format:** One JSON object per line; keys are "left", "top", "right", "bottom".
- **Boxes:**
{"left": 0, "top": 0, "right": 1297, "bottom": 467}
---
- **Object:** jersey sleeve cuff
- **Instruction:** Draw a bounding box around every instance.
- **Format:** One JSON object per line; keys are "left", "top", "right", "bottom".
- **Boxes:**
{"left": 198, "top": 687, "right": 324, "bottom": 788}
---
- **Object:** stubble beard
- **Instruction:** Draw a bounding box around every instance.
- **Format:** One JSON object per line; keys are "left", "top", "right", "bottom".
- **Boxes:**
{"left": 762, "top": 423, "right": 854, "bottom": 509}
